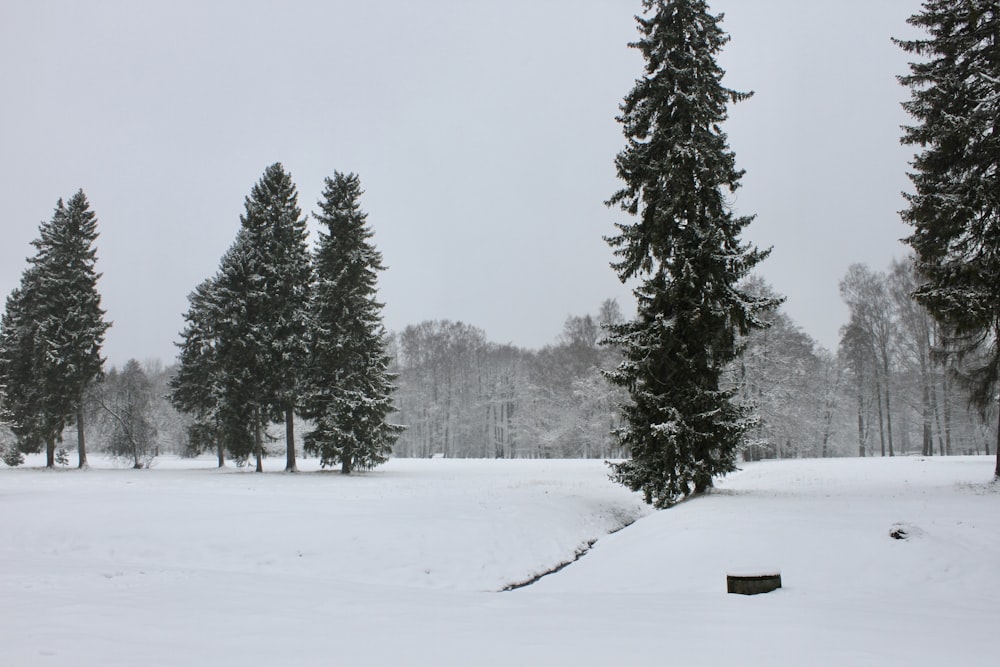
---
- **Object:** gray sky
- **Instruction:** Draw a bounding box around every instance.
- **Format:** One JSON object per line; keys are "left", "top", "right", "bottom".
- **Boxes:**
{"left": 1, "top": 0, "right": 921, "bottom": 367}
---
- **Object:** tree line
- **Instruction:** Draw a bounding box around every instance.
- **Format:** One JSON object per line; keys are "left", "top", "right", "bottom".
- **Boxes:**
{"left": 169, "top": 165, "right": 402, "bottom": 474}
{"left": 1, "top": 165, "right": 402, "bottom": 473}
{"left": 0, "top": 238, "right": 994, "bottom": 474}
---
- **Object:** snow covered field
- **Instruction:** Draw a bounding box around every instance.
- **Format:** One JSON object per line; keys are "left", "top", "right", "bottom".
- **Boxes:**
{"left": 1, "top": 455, "right": 996, "bottom": 666}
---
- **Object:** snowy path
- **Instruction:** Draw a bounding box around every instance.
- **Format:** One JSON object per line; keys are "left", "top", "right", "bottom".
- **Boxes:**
{"left": 1, "top": 456, "right": 995, "bottom": 665}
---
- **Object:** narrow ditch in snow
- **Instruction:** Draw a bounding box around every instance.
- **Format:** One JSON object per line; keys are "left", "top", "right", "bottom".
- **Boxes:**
{"left": 500, "top": 517, "right": 638, "bottom": 591}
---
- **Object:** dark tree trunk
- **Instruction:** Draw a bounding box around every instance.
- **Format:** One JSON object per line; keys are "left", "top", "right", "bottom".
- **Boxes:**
{"left": 284, "top": 406, "right": 297, "bottom": 472}
{"left": 76, "top": 406, "right": 88, "bottom": 468}
{"left": 217, "top": 439, "right": 225, "bottom": 467}
{"left": 254, "top": 417, "right": 263, "bottom": 473}
{"left": 46, "top": 436, "right": 55, "bottom": 468}
{"left": 694, "top": 475, "right": 712, "bottom": 495}
{"left": 341, "top": 453, "right": 352, "bottom": 475}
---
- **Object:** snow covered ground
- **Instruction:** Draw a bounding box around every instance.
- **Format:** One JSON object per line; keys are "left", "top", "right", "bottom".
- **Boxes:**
{"left": 1, "top": 454, "right": 995, "bottom": 666}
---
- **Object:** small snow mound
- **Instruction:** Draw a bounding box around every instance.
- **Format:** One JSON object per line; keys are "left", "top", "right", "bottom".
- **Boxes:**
{"left": 889, "top": 522, "right": 924, "bottom": 540}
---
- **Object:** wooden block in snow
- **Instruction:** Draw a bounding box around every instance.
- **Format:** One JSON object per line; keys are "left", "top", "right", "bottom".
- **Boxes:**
{"left": 726, "top": 570, "right": 782, "bottom": 595}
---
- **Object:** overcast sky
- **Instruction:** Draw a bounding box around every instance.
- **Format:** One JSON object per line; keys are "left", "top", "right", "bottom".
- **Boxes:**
{"left": 1, "top": 0, "right": 922, "bottom": 367}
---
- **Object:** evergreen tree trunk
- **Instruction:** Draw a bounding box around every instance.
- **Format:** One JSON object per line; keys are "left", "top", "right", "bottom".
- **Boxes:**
{"left": 46, "top": 435, "right": 55, "bottom": 468}
{"left": 254, "top": 416, "right": 263, "bottom": 473}
{"left": 217, "top": 439, "right": 225, "bottom": 467}
{"left": 76, "top": 405, "right": 88, "bottom": 468}
{"left": 284, "top": 406, "right": 297, "bottom": 472}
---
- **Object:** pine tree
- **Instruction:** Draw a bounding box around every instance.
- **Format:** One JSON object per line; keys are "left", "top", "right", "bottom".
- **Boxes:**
{"left": 896, "top": 0, "right": 1000, "bottom": 478}
{"left": 37, "top": 192, "right": 111, "bottom": 468}
{"left": 0, "top": 268, "right": 49, "bottom": 461}
{"left": 170, "top": 277, "right": 225, "bottom": 466}
{"left": 185, "top": 164, "right": 312, "bottom": 472}
{"left": 304, "top": 172, "right": 404, "bottom": 474}
{"left": 604, "top": 0, "right": 776, "bottom": 507}
{"left": 0, "top": 192, "right": 110, "bottom": 468}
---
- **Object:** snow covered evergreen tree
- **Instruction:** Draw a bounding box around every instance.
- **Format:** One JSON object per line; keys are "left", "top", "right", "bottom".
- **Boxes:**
{"left": 303, "top": 172, "right": 403, "bottom": 473}
{"left": 169, "top": 277, "right": 226, "bottom": 465}
{"left": 0, "top": 192, "right": 110, "bottom": 468}
{"left": 896, "top": 0, "right": 1000, "bottom": 477}
{"left": 0, "top": 268, "right": 48, "bottom": 463}
{"left": 194, "top": 164, "right": 312, "bottom": 472}
{"left": 604, "top": 0, "right": 776, "bottom": 507}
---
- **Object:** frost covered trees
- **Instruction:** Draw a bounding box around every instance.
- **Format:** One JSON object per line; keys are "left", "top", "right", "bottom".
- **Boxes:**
{"left": 896, "top": 0, "right": 1000, "bottom": 477}
{"left": 302, "top": 173, "right": 403, "bottom": 473}
{"left": 169, "top": 166, "right": 402, "bottom": 474}
{"left": 732, "top": 278, "right": 837, "bottom": 460}
{"left": 837, "top": 259, "right": 991, "bottom": 458}
{"left": 0, "top": 192, "right": 110, "bottom": 468}
{"left": 95, "top": 359, "right": 158, "bottom": 468}
{"left": 840, "top": 264, "right": 897, "bottom": 457}
{"left": 170, "top": 164, "right": 312, "bottom": 471}
{"left": 388, "top": 303, "right": 626, "bottom": 460}
{"left": 603, "top": 0, "right": 777, "bottom": 507}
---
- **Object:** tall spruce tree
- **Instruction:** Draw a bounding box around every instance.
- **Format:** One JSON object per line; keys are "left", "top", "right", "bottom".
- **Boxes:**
{"left": 304, "top": 172, "right": 403, "bottom": 474}
{"left": 204, "top": 164, "right": 312, "bottom": 472}
{"left": 0, "top": 268, "right": 49, "bottom": 462}
{"left": 170, "top": 277, "right": 225, "bottom": 466}
{"left": 0, "top": 192, "right": 110, "bottom": 468}
{"left": 897, "top": 0, "right": 1000, "bottom": 478}
{"left": 604, "top": 0, "right": 776, "bottom": 507}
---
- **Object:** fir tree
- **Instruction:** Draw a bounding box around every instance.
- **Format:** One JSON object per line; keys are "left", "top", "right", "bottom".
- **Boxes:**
{"left": 896, "top": 0, "right": 1000, "bottom": 478}
{"left": 36, "top": 192, "right": 111, "bottom": 468}
{"left": 604, "top": 0, "right": 776, "bottom": 507}
{"left": 0, "top": 269, "right": 50, "bottom": 461}
{"left": 186, "top": 164, "right": 312, "bottom": 472}
{"left": 0, "top": 192, "right": 109, "bottom": 468}
{"left": 170, "top": 277, "right": 225, "bottom": 466}
{"left": 304, "top": 172, "right": 404, "bottom": 474}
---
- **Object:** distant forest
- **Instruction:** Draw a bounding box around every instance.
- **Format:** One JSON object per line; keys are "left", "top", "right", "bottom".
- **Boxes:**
{"left": 22, "top": 256, "right": 990, "bottom": 467}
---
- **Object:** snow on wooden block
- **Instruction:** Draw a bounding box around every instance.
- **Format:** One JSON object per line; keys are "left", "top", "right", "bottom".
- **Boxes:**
{"left": 726, "top": 570, "right": 782, "bottom": 595}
